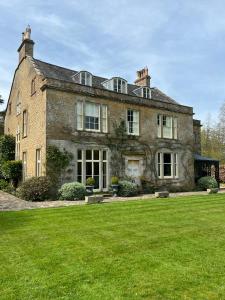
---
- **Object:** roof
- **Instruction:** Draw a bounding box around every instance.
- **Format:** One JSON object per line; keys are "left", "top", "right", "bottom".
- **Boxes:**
{"left": 194, "top": 154, "right": 219, "bottom": 162}
{"left": 32, "top": 58, "right": 179, "bottom": 105}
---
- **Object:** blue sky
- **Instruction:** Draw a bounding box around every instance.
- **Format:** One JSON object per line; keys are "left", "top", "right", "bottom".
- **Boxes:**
{"left": 1, "top": 0, "right": 225, "bottom": 123}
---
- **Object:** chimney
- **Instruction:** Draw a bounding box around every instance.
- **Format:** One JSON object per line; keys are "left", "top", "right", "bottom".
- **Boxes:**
{"left": 134, "top": 67, "right": 151, "bottom": 87}
{"left": 17, "top": 25, "right": 34, "bottom": 64}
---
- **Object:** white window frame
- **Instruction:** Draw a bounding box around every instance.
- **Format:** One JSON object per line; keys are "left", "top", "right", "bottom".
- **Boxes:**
{"left": 142, "top": 87, "right": 151, "bottom": 99}
{"left": 102, "top": 77, "right": 127, "bottom": 94}
{"left": 157, "top": 114, "right": 178, "bottom": 139}
{"left": 16, "top": 125, "right": 20, "bottom": 160}
{"left": 22, "top": 110, "right": 28, "bottom": 137}
{"left": 77, "top": 149, "right": 108, "bottom": 191}
{"left": 35, "top": 149, "right": 41, "bottom": 177}
{"left": 85, "top": 102, "right": 101, "bottom": 132}
{"left": 157, "top": 152, "right": 179, "bottom": 179}
{"left": 127, "top": 109, "right": 139, "bottom": 136}
{"left": 77, "top": 102, "right": 108, "bottom": 133}
{"left": 79, "top": 71, "right": 92, "bottom": 86}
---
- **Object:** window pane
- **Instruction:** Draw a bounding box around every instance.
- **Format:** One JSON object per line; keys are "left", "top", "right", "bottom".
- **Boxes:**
{"left": 86, "top": 150, "right": 92, "bottom": 160}
{"left": 94, "top": 150, "right": 99, "bottom": 160}
{"left": 164, "top": 153, "right": 171, "bottom": 163}
{"left": 86, "top": 162, "right": 92, "bottom": 177}
{"left": 164, "top": 164, "right": 172, "bottom": 176}
{"left": 94, "top": 162, "right": 99, "bottom": 175}
{"left": 78, "top": 150, "right": 82, "bottom": 160}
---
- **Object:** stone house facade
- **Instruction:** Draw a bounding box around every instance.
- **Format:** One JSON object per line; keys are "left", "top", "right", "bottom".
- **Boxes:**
{"left": 5, "top": 27, "right": 202, "bottom": 191}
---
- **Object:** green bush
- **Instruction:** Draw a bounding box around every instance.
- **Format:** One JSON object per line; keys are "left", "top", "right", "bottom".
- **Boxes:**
{"left": 118, "top": 180, "right": 138, "bottom": 197}
{"left": 86, "top": 177, "right": 95, "bottom": 186}
{"left": 0, "top": 135, "right": 15, "bottom": 161}
{"left": 0, "top": 179, "right": 8, "bottom": 190}
{"left": 17, "top": 177, "right": 52, "bottom": 201}
{"left": 111, "top": 176, "right": 119, "bottom": 185}
{"left": 2, "top": 160, "right": 22, "bottom": 186}
{"left": 197, "top": 176, "right": 218, "bottom": 190}
{"left": 58, "top": 182, "right": 86, "bottom": 200}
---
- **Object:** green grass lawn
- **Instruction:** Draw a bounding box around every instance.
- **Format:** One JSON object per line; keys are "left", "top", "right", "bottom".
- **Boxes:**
{"left": 1, "top": 195, "right": 225, "bottom": 300}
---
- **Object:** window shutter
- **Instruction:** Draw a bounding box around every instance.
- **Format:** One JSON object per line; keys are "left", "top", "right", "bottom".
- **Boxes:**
{"left": 134, "top": 110, "right": 139, "bottom": 135}
{"left": 77, "top": 101, "right": 83, "bottom": 130}
{"left": 102, "top": 105, "right": 108, "bottom": 133}
{"left": 173, "top": 118, "right": 178, "bottom": 139}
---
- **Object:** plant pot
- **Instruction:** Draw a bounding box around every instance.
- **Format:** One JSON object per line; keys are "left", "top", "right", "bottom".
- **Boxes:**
{"left": 207, "top": 188, "right": 219, "bottom": 194}
{"left": 111, "top": 184, "right": 119, "bottom": 197}
{"left": 86, "top": 185, "right": 94, "bottom": 195}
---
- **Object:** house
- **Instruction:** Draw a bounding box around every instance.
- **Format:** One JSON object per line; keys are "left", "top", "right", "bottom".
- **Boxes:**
{"left": 5, "top": 26, "right": 205, "bottom": 191}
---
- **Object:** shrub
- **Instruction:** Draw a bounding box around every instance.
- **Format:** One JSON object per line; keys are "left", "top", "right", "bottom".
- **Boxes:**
{"left": 0, "top": 179, "right": 8, "bottom": 190}
{"left": 17, "top": 177, "right": 52, "bottom": 201}
{"left": 1, "top": 160, "right": 22, "bottom": 187}
{"left": 58, "top": 182, "right": 86, "bottom": 200}
{"left": 197, "top": 176, "right": 218, "bottom": 191}
{"left": 0, "top": 135, "right": 15, "bottom": 161}
{"left": 86, "top": 177, "right": 95, "bottom": 186}
{"left": 111, "top": 176, "right": 119, "bottom": 185}
{"left": 118, "top": 180, "right": 138, "bottom": 197}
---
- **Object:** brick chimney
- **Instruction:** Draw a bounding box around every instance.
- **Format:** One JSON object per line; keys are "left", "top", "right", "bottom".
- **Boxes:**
{"left": 134, "top": 67, "right": 151, "bottom": 87}
{"left": 17, "top": 25, "right": 34, "bottom": 64}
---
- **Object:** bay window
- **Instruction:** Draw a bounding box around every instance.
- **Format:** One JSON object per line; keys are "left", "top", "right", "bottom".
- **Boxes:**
{"left": 157, "top": 152, "right": 178, "bottom": 179}
{"left": 127, "top": 109, "right": 139, "bottom": 136}
{"left": 157, "top": 114, "right": 178, "bottom": 139}
{"left": 77, "top": 101, "right": 108, "bottom": 133}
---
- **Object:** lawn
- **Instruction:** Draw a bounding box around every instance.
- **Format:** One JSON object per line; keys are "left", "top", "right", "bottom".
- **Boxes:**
{"left": 1, "top": 194, "right": 225, "bottom": 300}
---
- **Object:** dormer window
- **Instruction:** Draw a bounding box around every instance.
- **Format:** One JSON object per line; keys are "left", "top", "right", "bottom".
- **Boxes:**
{"left": 78, "top": 71, "right": 92, "bottom": 86}
{"left": 102, "top": 77, "right": 127, "bottom": 94}
{"left": 72, "top": 71, "right": 92, "bottom": 86}
{"left": 133, "top": 86, "right": 151, "bottom": 99}
{"left": 142, "top": 87, "right": 151, "bottom": 99}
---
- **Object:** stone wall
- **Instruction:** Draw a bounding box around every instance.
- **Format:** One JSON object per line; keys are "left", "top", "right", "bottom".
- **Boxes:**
{"left": 4, "top": 56, "right": 46, "bottom": 178}
{"left": 46, "top": 88, "right": 195, "bottom": 190}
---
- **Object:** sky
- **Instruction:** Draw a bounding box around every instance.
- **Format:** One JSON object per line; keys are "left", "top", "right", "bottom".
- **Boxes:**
{"left": 1, "top": 0, "right": 225, "bottom": 123}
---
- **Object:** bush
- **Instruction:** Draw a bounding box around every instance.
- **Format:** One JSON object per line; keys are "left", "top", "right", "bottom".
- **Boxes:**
{"left": 118, "top": 180, "right": 138, "bottom": 197}
{"left": 58, "top": 182, "right": 86, "bottom": 200}
{"left": 0, "top": 179, "right": 8, "bottom": 190}
{"left": 111, "top": 176, "right": 119, "bottom": 185}
{"left": 0, "top": 135, "right": 15, "bottom": 161}
{"left": 17, "top": 177, "right": 52, "bottom": 201}
{"left": 197, "top": 176, "right": 218, "bottom": 190}
{"left": 2, "top": 160, "right": 22, "bottom": 186}
{"left": 86, "top": 177, "right": 95, "bottom": 186}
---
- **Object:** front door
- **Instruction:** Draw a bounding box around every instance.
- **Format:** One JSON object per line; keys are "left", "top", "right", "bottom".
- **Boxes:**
{"left": 126, "top": 159, "right": 142, "bottom": 184}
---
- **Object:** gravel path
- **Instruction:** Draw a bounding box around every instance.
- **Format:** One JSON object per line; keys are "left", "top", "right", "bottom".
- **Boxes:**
{"left": 0, "top": 189, "right": 225, "bottom": 212}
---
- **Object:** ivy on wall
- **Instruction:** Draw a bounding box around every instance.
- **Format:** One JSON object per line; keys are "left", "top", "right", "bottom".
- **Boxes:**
{"left": 46, "top": 145, "right": 73, "bottom": 185}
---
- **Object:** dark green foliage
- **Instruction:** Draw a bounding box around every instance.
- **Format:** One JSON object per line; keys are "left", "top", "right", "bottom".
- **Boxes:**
{"left": 197, "top": 176, "right": 218, "bottom": 190}
{"left": 58, "top": 182, "right": 86, "bottom": 200}
{"left": 118, "top": 180, "right": 138, "bottom": 197}
{"left": 0, "top": 135, "right": 15, "bottom": 161}
{"left": 2, "top": 160, "right": 22, "bottom": 187}
{"left": 46, "top": 145, "right": 73, "bottom": 184}
{"left": 17, "top": 176, "right": 52, "bottom": 201}
{"left": 0, "top": 179, "right": 8, "bottom": 190}
{"left": 86, "top": 177, "right": 95, "bottom": 186}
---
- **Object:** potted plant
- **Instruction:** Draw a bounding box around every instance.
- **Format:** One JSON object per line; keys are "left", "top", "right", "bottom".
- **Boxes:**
{"left": 86, "top": 177, "right": 95, "bottom": 195}
{"left": 111, "top": 176, "right": 119, "bottom": 196}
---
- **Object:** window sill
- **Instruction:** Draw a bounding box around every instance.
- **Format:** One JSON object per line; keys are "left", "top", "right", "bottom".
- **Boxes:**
{"left": 158, "top": 177, "right": 179, "bottom": 180}
{"left": 157, "top": 137, "right": 178, "bottom": 141}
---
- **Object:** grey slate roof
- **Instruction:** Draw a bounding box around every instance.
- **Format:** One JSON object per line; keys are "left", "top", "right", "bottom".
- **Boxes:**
{"left": 33, "top": 58, "right": 179, "bottom": 105}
